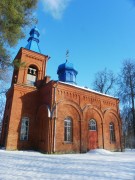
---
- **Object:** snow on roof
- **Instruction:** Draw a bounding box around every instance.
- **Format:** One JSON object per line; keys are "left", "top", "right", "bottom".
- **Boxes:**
{"left": 58, "top": 81, "right": 117, "bottom": 99}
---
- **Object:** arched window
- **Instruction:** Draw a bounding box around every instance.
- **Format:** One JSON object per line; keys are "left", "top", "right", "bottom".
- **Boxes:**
{"left": 110, "top": 122, "right": 115, "bottom": 143}
{"left": 64, "top": 117, "right": 72, "bottom": 142}
{"left": 20, "top": 117, "right": 29, "bottom": 141}
{"left": 89, "top": 119, "right": 97, "bottom": 131}
{"left": 27, "top": 65, "right": 38, "bottom": 86}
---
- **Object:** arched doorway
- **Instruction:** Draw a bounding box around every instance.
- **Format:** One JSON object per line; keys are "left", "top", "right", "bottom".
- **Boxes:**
{"left": 88, "top": 119, "right": 98, "bottom": 149}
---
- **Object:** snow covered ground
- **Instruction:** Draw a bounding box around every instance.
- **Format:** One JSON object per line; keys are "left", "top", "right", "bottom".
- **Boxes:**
{"left": 0, "top": 149, "right": 135, "bottom": 180}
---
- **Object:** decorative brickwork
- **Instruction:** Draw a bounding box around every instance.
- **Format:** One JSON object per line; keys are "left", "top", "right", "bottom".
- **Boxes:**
{"left": 0, "top": 46, "right": 122, "bottom": 153}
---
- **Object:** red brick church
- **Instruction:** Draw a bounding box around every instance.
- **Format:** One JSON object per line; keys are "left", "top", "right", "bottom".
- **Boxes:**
{"left": 1, "top": 27, "right": 122, "bottom": 153}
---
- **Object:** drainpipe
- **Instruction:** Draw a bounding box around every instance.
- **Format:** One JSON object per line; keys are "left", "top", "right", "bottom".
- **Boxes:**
{"left": 117, "top": 99, "right": 123, "bottom": 152}
{"left": 80, "top": 118, "right": 82, "bottom": 153}
{"left": 47, "top": 106, "right": 51, "bottom": 154}
{"left": 53, "top": 117, "right": 56, "bottom": 153}
{"left": 119, "top": 120, "right": 122, "bottom": 152}
{"left": 102, "top": 122, "right": 104, "bottom": 149}
{"left": 53, "top": 82, "right": 58, "bottom": 153}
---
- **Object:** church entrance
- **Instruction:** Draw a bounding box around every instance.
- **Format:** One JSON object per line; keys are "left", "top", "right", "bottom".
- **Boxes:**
{"left": 88, "top": 119, "right": 98, "bottom": 150}
{"left": 89, "top": 131, "right": 98, "bottom": 149}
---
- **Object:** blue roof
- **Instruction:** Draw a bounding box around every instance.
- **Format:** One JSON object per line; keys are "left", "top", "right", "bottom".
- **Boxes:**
{"left": 57, "top": 60, "right": 78, "bottom": 84}
{"left": 25, "top": 26, "right": 41, "bottom": 53}
{"left": 57, "top": 61, "right": 77, "bottom": 73}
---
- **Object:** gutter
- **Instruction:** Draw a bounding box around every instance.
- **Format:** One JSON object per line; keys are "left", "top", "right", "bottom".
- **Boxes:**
{"left": 53, "top": 81, "right": 58, "bottom": 153}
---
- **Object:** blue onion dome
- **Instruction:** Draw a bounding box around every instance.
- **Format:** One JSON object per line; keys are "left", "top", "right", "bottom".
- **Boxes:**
{"left": 57, "top": 60, "right": 78, "bottom": 85}
{"left": 57, "top": 61, "right": 75, "bottom": 72}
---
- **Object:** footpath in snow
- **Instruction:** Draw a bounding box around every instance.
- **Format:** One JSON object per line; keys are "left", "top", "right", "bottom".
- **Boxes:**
{"left": 0, "top": 149, "right": 135, "bottom": 180}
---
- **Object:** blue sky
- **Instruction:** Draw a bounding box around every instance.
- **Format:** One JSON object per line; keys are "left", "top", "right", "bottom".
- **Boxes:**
{"left": 15, "top": 0, "right": 135, "bottom": 88}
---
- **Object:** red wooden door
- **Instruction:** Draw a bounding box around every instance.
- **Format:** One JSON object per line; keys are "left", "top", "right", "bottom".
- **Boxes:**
{"left": 89, "top": 131, "right": 98, "bottom": 149}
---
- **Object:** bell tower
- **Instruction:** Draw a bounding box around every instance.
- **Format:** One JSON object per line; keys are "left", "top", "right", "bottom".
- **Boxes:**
{"left": 11, "top": 26, "right": 49, "bottom": 87}
{"left": 1, "top": 27, "right": 49, "bottom": 150}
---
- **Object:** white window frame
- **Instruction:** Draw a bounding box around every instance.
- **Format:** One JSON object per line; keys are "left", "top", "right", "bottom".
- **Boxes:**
{"left": 20, "top": 117, "right": 29, "bottom": 141}
{"left": 89, "top": 119, "right": 97, "bottom": 131}
{"left": 110, "top": 122, "right": 116, "bottom": 143}
{"left": 64, "top": 117, "right": 72, "bottom": 142}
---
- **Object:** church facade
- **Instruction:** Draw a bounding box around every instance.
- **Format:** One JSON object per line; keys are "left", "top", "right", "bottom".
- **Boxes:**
{"left": 0, "top": 27, "right": 122, "bottom": 153}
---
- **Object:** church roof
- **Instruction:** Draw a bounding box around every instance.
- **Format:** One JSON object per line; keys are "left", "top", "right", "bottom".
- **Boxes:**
{"left": 57, "top": 81, "right": 118, "bottom": 99}
{"left": 25, "top": 26, "right": 41, "bottom": 53}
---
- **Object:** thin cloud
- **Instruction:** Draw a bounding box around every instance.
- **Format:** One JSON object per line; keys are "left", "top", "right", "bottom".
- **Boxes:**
{"left": 41, "top": 0, "right": 72, "bottom": 19}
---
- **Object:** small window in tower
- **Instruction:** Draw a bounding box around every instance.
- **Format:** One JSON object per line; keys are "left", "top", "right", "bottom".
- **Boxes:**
{"left": 20, "top": 117, "right": 29, "bottom": 141}
{"left": 70, "top": 72, "right": 73, "bottom": 82}
{"left": 66, "top": 72, "right": 73, "bottom": 82}
{"left": 27, "top": 65, "right": 38, "bottom": 86}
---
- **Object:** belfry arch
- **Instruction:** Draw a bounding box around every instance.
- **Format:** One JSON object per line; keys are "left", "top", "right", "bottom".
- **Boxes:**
{"left": 27, "top": 65, "right": 38, "bottom": 86}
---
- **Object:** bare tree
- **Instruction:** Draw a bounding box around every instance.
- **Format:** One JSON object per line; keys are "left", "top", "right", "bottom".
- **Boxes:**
{"left": 0, "top": 121, "right": 2, "bottom": 137}
{"left": 0, "top": 93, "right": 6, "bottom": 131}
{"left": 117, "top": 59, "right": 135, "bottom": 140}
{"left": 0, "top": 67, "right": 11, "bottom": 128}
{"left": 121, "top": 106, "right": 135, "bottom": 148}
{"left": 92, "top": 68, "right": 116, "bottom": 95}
